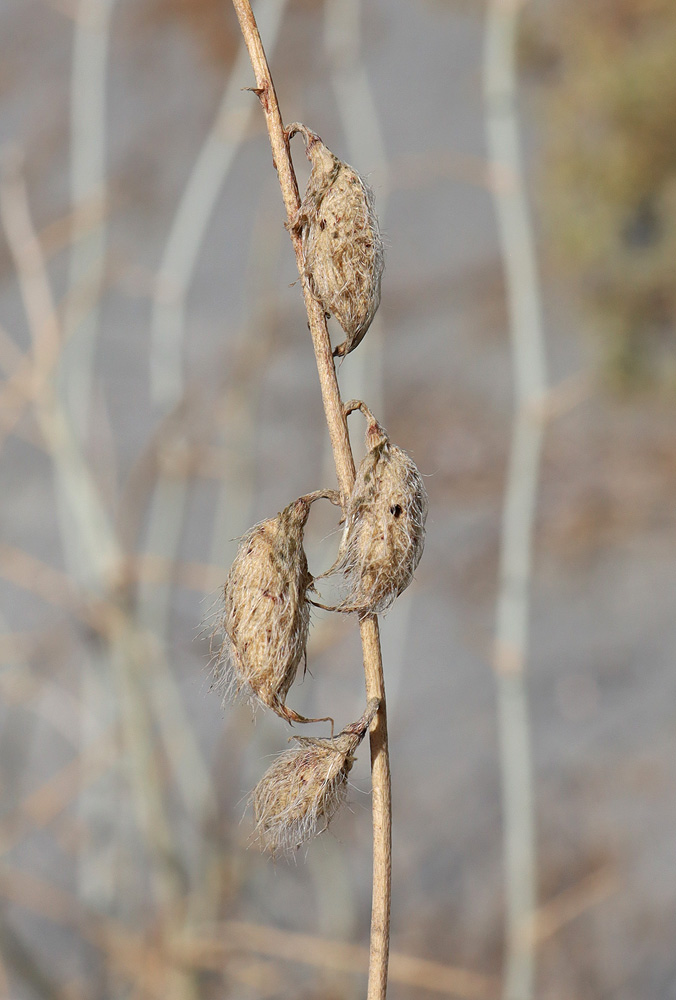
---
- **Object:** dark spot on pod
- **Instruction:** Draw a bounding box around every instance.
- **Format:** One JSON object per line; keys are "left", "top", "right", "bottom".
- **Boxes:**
{"left": 326, "top": 410, "right": 429, "bottom": 614}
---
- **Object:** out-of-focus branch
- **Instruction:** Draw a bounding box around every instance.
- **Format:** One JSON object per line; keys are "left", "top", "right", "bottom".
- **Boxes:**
{"left": 0, "top": 730, "right": 116, "bottom": 858}
{"left": 139, "top": 2, "right": 290, "bottom": 840}
{"left": 483, "top": 2, "right": 548, "bottom": 999}
{"left": 208, "top": 196, "right": 281, "bottom": 568}
{"left": 0, "top": 155, "right": 190, "bottom": 956}
{"left": 0, "top": 321, "right": 25, "bottom": 376}
{"left": 0, "top": 156, "right": 119, "bottom": 590}
{"left": 178, "top": 921, "right": 500, "bottom": 999}
{"left": 149, "top": 0, "right": 289, "bottom": 408}
{"left": 0, "top": 868, "right": 172, "bottom": 1000}
{"left": 0, "top": 915, "right": 63, "bottom": 1000}
{"left": 60, "top": 0, "right": 116, "bottom": 432}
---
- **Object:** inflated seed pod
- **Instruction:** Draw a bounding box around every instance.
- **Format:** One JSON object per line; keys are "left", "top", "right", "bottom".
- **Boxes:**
{"left": 212, "top": 490, "right": 339, "bottom": 724}
{"left": 251, "top": 698, "right": 379, "bottom": 855}
{"left": 287, "top": 123, "right": 384, "bottom": 359}
{"left": 327, "top": 401, "right": 428, "bottom": 615}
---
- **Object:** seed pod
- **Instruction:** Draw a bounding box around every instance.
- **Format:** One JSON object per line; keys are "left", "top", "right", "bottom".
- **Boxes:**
{"left": 251, "top": 698, "right": 379, "bottom": 855}
{"left": 212, "top": 490, "right": 339, "bottom": 724}
{"left": 287, "top": 123, "right": 384, "bottom": 359}
{"left": 327, "top": 401, "right": 428, "bottom": 615}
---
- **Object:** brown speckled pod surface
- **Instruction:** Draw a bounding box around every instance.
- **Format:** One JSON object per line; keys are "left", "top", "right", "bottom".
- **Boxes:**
{"left": 251, "top": 699, "right": 378, "bottom": 854}
{"left": 330, "top": 403, "right": 428, "bottom": 614}
{"left": 212, "top": 491, "right": 337, "bottom": 725}
{"left": 287, "top": 123, "right": 384, "bottom": 358}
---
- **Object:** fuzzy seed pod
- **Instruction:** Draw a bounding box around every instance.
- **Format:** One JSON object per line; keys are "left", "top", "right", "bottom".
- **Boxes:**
{"left": 325, "top": 401, "right": 428, "bottom": 615}
{"left": 251, "top": 698, "right": 379, "bottom": 855}
{"left": 212, "top": 490, "right": 339, "bottom": 724}
{"left": 287, "top": 123, "right": 384, "bottom": 359}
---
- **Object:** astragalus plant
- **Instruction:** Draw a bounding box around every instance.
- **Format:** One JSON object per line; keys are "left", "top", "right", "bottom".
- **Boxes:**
{"left": 209, "top": 4, "right": 429, "bottom": 997}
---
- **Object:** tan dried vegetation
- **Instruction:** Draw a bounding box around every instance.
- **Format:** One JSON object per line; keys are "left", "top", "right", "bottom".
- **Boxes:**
{"left": 322, "top": 400, "right": 429, "bottom": 615}
{"left": 209, "top": 109, "right": 424, "bottom": 864}
{"left": 212, "top": 490, "right": 338, "bottom": 725}
{"left": 251, "top": 699, "right": 379, "bottom": 855}
{"left": 287, "top": 123, "right": 385, "bottom": 358}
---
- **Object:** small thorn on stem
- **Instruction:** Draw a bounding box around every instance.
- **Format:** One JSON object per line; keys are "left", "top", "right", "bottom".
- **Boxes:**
{"left": 244, "top": 84, "right": 270, "bottom": 112}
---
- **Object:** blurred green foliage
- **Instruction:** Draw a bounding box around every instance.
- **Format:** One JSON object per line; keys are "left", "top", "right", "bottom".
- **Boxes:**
{"left": 527, "top": 0, "right": 676, "bottom": 388}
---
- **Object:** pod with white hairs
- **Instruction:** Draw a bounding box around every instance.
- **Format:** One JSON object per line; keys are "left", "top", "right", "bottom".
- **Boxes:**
{"left": 320, "top": 401, "right": 428, "bottom": 615}
{"left": 212, "top": 490, "right": 339, "bottom": 724}
{"left": 251, "top": 698, "right": 379, "bottom": 854}
{"left": 287, "top": 123, "right": 384, "bottom": 359}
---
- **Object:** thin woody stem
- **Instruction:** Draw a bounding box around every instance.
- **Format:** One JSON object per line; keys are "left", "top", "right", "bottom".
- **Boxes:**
{"left": 230, "top": 2, "right": 391, "bottom": 997}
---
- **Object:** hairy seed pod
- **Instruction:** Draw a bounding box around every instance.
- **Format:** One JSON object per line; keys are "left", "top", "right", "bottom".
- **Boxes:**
{"left": 212, "top": 490, "right": 339, "bottom": 724}
{"left": 326, "top": 401, "right": 428, "bottom": 615}
{"left": 287, "top": 123, "right": 384, "bottom": 359}
{"left": 251, "top": 699, "right": 379, "bottom": 855}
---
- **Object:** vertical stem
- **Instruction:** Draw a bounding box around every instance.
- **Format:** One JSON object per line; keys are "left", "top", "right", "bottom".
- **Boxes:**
{"left": 230, "top": 2, "right": 391, "bottom": 995}
{"left": 359, "top": 613, "right": 391, "bottom": 1000}
{"left": 61, "top": 0, "right": 116, "bottom": 433}
{"left": 483, "top": 2, "right": 548, "bottom": 999}
{"left": 63, "top": 0, "right": 118, "bottom": 942}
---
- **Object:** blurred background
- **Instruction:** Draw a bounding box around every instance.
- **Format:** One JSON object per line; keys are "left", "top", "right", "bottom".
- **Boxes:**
{"left": 1, "top": 0, "right": 676, "bottom": 998}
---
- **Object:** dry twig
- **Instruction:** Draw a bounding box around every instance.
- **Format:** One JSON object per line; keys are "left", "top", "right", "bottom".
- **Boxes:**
{"left": 230, "top": 2, "right": 391, "bottom": 995}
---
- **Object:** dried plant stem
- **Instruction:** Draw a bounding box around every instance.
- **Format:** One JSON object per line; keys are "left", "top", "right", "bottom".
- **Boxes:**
{"left": 230, "top": 2, "right": 391, "bottom": 995}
